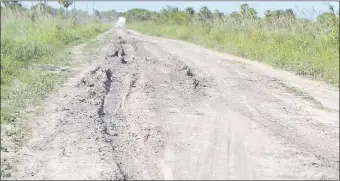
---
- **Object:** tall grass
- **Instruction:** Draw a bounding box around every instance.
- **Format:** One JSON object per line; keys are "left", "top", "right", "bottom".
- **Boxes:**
{"left": 1, "top": 9, "right": 111, "bottom": 124}
{"left": 127, "top": 12, "right": 339, "bottom": 86}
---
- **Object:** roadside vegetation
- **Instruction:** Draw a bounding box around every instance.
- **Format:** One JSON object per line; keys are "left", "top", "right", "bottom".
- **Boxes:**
{"left": 125, "top": 4, "right": 339, "bottom": 86}
{"left": 0, "top": 1, "right": 113, "bottom": 124}
{"left": 0, "top": 1, "right": 114, "bottom": 177}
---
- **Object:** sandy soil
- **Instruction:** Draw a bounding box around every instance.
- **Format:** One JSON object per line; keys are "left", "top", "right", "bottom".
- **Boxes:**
{"left": 8, "top": 28, "right": 339, "bottom": 180}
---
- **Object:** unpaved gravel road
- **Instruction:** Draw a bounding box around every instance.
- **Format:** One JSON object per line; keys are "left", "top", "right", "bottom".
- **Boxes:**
{"left": 9, "top": 28, "right": 339, "bottom": 180}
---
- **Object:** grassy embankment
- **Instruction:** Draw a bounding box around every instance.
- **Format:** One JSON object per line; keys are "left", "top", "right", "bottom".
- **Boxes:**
{"left": 126, "top": 9, "right": 339, "bottom": 86}
{"left": 1, "top": 8, "right": 111, "bottom": 178}
{"left": 1, "top": 10, "right": 110, "bottom": 125}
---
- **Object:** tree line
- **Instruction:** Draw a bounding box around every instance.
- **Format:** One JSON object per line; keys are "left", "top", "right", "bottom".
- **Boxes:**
{"left": 1, "top": 1, "right": 118, "bottom": 23}
{"left": 2, "top": 2, "right": 338, "bottom": 27}
{"left": 122, "top": 4, "right": 339, "bottom": 28}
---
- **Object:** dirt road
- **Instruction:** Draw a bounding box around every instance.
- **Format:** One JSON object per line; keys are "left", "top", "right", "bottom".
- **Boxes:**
{"left": 8, "top": 28, "right": 339, "bottom": 180}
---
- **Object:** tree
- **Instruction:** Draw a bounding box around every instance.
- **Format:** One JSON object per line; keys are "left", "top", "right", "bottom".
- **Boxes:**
{"left": 317, "top": 5, "right": 338, "bottom": 27}
{"left": 328, "top": 4, "right": 334, "bottom": 13}
{"left": 101, "top": 10, "right": 118, "bottom": 21}
{"left": 32, "top": 3, "right": 55, "bottom": 16}
{"left": 284, "top": 9, "right": 295, "bottom": 19}
{"left": 230, "top": 11, "right": 240, "bottom": 18}
{"left": 94, "top": 9, "right": 101, "bottom": 19}
{"left": 126, "top": 8, "right": 153, "bottom": 22}
{"left": 2, "top": 1, "right": 12, "bottom": 9}
{"left": 161, "top": 5, "right": 179, "bottom": 14}
{"left": 264, "top": 10, "right": 271, "bottom": 17}
{"left": 185, "top": 7, "right": 195, "bottom": 16}
{"left": 228, "top": 11, "right": 242, "bottom": 23}
{"left": 58, "top": 0, "right": 72, "bottom": 10}
{"left": 265, "top": 9, "right": 296, "bottom": 23}
{"left": 265, "top": 10, "right": 280, "bottom": 22}
{"left": 198, "top": 6, "right": 212, "bottom": 20}
{"left": 214, "top": 9, "right": 224, "bottom": 19}
{"left": 58, "top": 0, "right": 73, "bottom": 17}
{"left": 172, "top": 7, "right": 179, "bottom": 13}
{"left": 240, "top": 3, "right": 257, "bottom": 19}
{"left": 240, "top": 4, "right": 249, "bottom": 15}
{"left": 4, "top": 1, "right": 25, "bottom": 11}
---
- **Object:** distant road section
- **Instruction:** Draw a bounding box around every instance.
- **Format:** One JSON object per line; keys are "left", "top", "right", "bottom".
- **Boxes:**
{"left": 116, "top": 17, "right": 126, "bottom": 27}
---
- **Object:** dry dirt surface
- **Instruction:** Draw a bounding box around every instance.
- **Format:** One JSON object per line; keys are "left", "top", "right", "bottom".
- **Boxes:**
{"left": 8, "top": 28, "right": 339, "bottom": 180}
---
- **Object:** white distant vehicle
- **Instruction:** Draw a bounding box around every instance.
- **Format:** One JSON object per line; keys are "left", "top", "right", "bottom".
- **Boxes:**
{"left": 116, "top": 17, "right": 126, "bottom": 27}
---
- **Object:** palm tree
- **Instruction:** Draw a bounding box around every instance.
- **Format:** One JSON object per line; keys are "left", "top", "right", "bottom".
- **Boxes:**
{"left": 58, "top": 0, "right": 72, "bottom": 11}
{"left": 58, "top": 0, "right": 73, "bottom": 16}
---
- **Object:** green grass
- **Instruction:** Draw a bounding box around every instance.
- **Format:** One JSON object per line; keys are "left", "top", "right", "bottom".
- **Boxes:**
{"left": 1, "top": 10, "right": 111, "bottom": 124}
{"left": 127, "top": 19, "right": 339, "bottom": 86}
